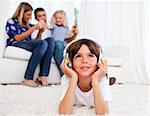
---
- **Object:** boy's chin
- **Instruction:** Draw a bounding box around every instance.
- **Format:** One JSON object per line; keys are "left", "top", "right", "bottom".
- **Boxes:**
{"left": 78, "top": 73, "right": 92, "bottom": 78}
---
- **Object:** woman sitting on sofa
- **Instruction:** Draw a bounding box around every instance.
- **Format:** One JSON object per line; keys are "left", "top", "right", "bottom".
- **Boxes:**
{"left": 5, "top": 2, "right": 55, "bottom": 87}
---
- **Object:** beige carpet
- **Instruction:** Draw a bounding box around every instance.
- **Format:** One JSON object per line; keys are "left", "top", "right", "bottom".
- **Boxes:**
{"left": 0, "top": 83, "right": 149, "bottom": 116}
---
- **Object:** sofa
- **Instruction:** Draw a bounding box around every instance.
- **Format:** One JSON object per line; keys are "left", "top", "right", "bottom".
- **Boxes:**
{"left": 0, "top": 26, "right": 61, "bottom": 84}
{"left": 0, "top": 25, "right": 125, "bottom": 84}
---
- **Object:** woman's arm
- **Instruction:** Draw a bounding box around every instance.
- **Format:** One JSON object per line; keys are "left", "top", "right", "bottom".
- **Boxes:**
{"left": 14, "top": 23, "right": 40, "bottom": 41}
{"left": 92, "top": 79, "right": 108, "bottom": 115}
{"left": 59, "top": 77, "right": 77, "bottom": 114}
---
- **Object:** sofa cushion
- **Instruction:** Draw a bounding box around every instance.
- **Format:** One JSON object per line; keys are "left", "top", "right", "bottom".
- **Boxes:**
{"left": 4, "top": 46, "right": 32, "bottom": 61}
{"left": 4, "top": 46, "right": 55, "bottom": 63}
{"left": 106, "top": 57, "right": 123, "bottom": 67}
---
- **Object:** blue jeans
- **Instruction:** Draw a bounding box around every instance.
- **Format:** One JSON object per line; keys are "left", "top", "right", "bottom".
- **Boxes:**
{"left": 13, "top": 37, "right": 55, "bottom": 80}
{"left": 53, "top": 40, "right": 65, "bottom": 76}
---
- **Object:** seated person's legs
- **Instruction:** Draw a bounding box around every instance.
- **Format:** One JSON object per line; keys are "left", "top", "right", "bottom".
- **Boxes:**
{"left": 53, "top": 40, "right": 65, "bottom": 77}
{"left": 14, "top": 40, "right": 48, "bottom": 87}
{"left": 37, "top": 37, "right": 55, "bottom": 86}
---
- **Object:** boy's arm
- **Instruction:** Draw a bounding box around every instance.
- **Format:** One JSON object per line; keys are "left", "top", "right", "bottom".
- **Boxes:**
{"left": 91, "top": 60, "right": 109, "bottom": 115}
{"left": 66, "top": 25, "right": 78, "bottom": 43}
{"left": 59, "top": 77, "right": 77, "bottom": 114}
{"left": 92, "top": 79, "right": 108, "bottom": 115}
{"left": 66, "top": 33, "right": 77, "bottom": 43}
{"left": 34, "top": 28, "right": 45, "bottom": 40}
{"left": 33, "top": 20, "right": 46, "bottom": 40}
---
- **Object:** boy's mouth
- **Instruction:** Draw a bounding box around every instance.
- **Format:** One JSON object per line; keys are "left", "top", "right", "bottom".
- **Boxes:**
{"left": 80, "top": 66, "right": 90, "bottom": 71}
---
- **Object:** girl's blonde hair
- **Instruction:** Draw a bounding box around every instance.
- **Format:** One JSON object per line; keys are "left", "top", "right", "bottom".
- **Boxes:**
{"left": 50, "top": 10, "right": 68, "bottom": 27}
{"left": 12, "top": 2, "right": 33, "bottom": 28}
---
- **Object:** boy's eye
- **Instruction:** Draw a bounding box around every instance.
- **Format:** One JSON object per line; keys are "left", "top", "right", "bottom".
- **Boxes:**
{"left": 89, "top": 54, "right": 94, "bottom": 57}
{"left": 75, "top": 54, "right": 81, "bottom": 58}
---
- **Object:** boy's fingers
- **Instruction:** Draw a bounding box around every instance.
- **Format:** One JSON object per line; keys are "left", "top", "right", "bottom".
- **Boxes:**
{"left": 61, "top": 59, "right": 69, "bottom": 73}
{"left": 97, "top": 63, "right": 103, "bottom": 68}
{"left": 102, "top": 59, "right": 107, "bottom": 65}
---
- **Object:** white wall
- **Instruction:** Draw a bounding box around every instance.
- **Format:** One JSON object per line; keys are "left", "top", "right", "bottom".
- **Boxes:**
{"left": 78, "top": 1, "right": 149, "bottom": 83}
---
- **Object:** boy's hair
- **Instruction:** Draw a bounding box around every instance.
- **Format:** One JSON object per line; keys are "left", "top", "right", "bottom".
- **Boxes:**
{"left": 66, "top": 39, "right": 100, "bottom": 63}
{"left": 50, "top": 10, "right": 68, "bottom": 27}
{"left": 12, "top": 2, "right": 33, "bottom": 28}
{"left": 34, "top": 7, "right": 45, "bottom": 20}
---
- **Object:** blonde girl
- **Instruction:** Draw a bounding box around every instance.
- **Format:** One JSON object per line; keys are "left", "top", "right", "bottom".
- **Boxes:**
{"left": 50, "top": 10, "right": 78, "bottom": 77}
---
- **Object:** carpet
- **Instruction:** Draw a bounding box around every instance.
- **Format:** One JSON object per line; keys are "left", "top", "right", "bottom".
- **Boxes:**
{"left": 0, "top": 84, "right": 149, "bottom": 116}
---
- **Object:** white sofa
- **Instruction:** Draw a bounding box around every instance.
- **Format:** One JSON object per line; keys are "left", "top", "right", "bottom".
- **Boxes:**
{"left": 0, "top": 27, "right": 61, "bottom": 84}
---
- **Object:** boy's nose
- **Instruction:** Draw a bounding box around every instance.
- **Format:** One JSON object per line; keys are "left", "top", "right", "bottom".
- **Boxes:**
{"left": 83, "top": 61, "right": 87, "bottom": 63}
{"left": 42, "top": 16, "right": 45, "bottom": 19}
{"left": 82, "top": 57, "right": 88, "bottom": 63}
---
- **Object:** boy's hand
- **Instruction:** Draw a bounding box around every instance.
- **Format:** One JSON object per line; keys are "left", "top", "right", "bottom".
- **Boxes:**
{"left": 34, "top": 23, "right": 41, "bottom": 30}
{"left": 61, "top": 58, "right": 78, "bottom": 82}
{"left": 34, "top": 20, "right": 46, "bottom": 30}
{"left": 72, "top": 24, "right": 78, "bottom": 34}
{"left": 39, "top": 20, "right": 46, "bottom": 29}
{"left": 91, "top": 60, "right": 107, "bottom": 85}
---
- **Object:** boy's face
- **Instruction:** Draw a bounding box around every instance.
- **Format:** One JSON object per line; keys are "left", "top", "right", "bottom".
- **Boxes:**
{"left": 54, "top": 13, "right": 64, "bottom": 25}
{"left": 72, "top": 44, "right": 97, "bottom": 78}
{"left": 36, "top": 11, "right": 47, "bottom": 22}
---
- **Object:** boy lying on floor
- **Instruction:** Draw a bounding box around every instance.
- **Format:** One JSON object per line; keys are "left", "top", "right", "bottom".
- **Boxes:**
{"left": 59, "top": 38, "right": 112, "bottom": 115}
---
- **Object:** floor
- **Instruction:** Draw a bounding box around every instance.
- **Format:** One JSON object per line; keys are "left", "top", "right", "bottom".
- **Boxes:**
{"left": 0, "top": 83, "right": 149, "bottom": 116}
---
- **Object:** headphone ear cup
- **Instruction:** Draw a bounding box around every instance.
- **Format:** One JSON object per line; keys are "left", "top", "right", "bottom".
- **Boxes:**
{"left": 99, "top": 52, "right": 104, "bottom": 63}
{"left": 98, "top": 54, "right": 102, "bottom": 63}
{"left": 67, "top": 62, "right": 72, "bottom": 68}
{"left": 65, "top": 52, "right": 72, "bottom": 68}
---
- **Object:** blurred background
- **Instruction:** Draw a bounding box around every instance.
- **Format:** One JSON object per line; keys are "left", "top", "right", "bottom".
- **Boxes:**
{"left": 0, "top": 0, "right": 149, "bottom": 84}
